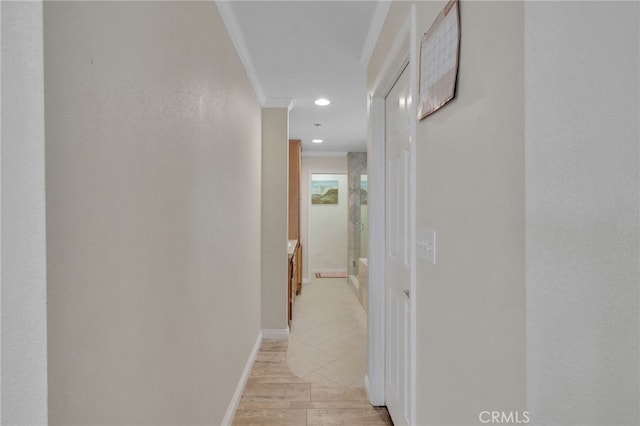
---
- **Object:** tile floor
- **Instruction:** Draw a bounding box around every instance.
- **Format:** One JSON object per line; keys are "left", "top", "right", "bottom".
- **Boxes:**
{"left": 232, "top": 340, "right": 392, "bottom": 425}
{"left": 287, "top": 277, "right": 368, "bottom": 388}
{"left": 232, "top": 277, "right": 391, "bottom": 426}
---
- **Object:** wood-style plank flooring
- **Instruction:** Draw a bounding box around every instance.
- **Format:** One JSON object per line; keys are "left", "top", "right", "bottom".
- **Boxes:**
{"left": 232, "top": 340, "right": 393, "bottom": 425}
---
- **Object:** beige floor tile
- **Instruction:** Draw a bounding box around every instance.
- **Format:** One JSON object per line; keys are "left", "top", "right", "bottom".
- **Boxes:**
{"left": 232, "top": 408, "right": 307, "bottom": 425}
{"left": 307, "top": 408, "right": 390, "bottom": 425}
{"left": 286, "top": 340, "right": 337, "bottom": 377}
{"left": 259, "top": 340, "right": 289, "bottom": 351}
{"left": 290, "top": 400, "right": 375, "bottom": 409}
{"left": 242, "top": 383, "right": 311, "bottom": 402}
{"left": 291, "top": 321, "right": 355, "bottom": 346}
{"left": 374, "top": 406, "right": 394, "bottom": 425}
{"left": 312, "top": 332, "right": 366, "bottom": 358}
{"left": 341, "top": 327, "right": 367, "bottom": 348}
{"left": 348, "top": 376, "right": 367, "bottom": 388}
{"left": 302, "top": 372, "right": 342, "bottom": 388}
{"left": 290, "top": 311, "right": 329, "bottom": 334}
{"left": 313, "top": 355, "right": 367, "bottom": 387}
{"left": 255, "top": 351, "right": 287, "bottom": 363}
{"left": 293, "top": 306, "right": 341, "bottom": 322}
{"left": 287, "top": 338, "right": 333, "bottom": 360}
{"left": 286, "top": 359, "right": 316, "bottom": 378}
{"left": 248, "top": 364, "right": 303, "bottom": 380}
{"left": 310, "top": 384, "right": 369, "bottom": 402}
{"left": 287, "top": 277, "right": 369, "bottom": 389}
{"left": 347, "top": 345, "right": 367, "bottom": 366}
{"left": 236, "top": 401, "right": 292, "bottom": 410}
{"left": 247, "top": 375, "right": 307, "bottom": 384}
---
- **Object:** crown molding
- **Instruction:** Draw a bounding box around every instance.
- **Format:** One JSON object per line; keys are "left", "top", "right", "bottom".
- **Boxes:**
{"left": 360, "top": 0, "right": 392, "bottom": 67}
{"left": 263, "top": 98, "right": 294, "bottom": 111}
{"left": 216, "top": 1, "right": 266, "bottom": 105}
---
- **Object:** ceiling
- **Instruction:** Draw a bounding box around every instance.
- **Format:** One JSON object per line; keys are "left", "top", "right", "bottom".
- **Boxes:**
{"left": 218, "top": 1, "right": 390, "bottom": 153}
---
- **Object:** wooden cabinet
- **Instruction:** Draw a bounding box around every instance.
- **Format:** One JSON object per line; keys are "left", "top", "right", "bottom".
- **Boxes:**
{"left": 288, "top": 140, "right": 302, "bottom": 325}
{"left": 288, "top": 240, "right": 300, "bottom": 324}
{"left": 289, "top": 140, "right": 301, "bottom": 242}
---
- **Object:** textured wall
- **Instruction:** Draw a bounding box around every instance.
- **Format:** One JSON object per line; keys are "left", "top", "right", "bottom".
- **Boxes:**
{"left": 525, "top": 2, "right": 640, "bottom": 424}
{"left": 1, "top": 1, "right": 48, "bottom": 424}
{"left": 261, "top": 108, "right": 289, "bottom": 331}
{"left": 369, "top": 2, "right": 526, "bottom": 424}
{"left": 414, "top": 3, "right": 526, "bottom": 424}
{"left": 369, "top": 1, "right": 639, "bottom": 425}
{"left": 44, "top": 2, "right": 262, "bottom": 424}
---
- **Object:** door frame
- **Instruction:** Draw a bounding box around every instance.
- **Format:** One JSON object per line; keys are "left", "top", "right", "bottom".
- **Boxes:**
{"left": 367, "top": 5, "right": 417, "bottom": 424}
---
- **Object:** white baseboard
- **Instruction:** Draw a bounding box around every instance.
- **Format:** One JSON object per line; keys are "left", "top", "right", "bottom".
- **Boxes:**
{"left": 349, "top": 275, "right": 360, "bottom": 290}
{"left": 261, "top": 328, "right": 290, "bottom": 339}
{"left": 364, "top": 374, "right": 385, "bottom": 407}
{"left": 221, "top": 331, "right": 263, "bottom": 426}
{"left": 364, "top": 374, "right": 371, "bottom": 401}
{"left": 312, "top": 269, "right": 348, "bottom": 274}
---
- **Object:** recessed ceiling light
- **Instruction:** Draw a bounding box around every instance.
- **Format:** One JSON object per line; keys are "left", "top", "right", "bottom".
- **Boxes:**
{"left": 312, "top": 139, "right": 323, "bottom": 144}
{"left": 314, "top": 98, "right": 330, "bottom": 106}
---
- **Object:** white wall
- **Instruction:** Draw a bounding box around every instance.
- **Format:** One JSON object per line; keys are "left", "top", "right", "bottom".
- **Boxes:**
{"left": 525, "top": 2, "right": 640, "bottom": 425}
{"left": 44, "top": 2, "right": 262, "bottom": 424}
{"left": 309, "top": 174, "right": 348, "bottom": 274}
{"left": 369, "top": 2, "right": 526, "bottom": 424}
{"left": 301, "top": 155, "right": 348, "bottom": 281}
{"left": 261, "top": 108, "right": 289, "bottom": 331}
{"left": 1, "top": 1, "right": 49, "bottom": 424}
{"left": 370, "top": 1, "right": 640, "bottom": 425}
{"left": 414, "top": 3, "right": 526, "bottom": 424}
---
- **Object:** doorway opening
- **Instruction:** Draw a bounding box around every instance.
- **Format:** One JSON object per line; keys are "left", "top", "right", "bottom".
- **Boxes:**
{"left": 309, "top": 173, "right": 348, "bottom": 278}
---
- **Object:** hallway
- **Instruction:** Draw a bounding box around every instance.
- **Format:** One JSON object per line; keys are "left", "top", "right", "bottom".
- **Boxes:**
{"left": 4, "top": 1, "right": 639, "bottom": 425}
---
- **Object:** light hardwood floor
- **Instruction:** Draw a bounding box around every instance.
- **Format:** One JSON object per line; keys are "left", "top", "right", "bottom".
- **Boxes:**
{"left": 233, "top": 340, "right": 393, "bottom": 425}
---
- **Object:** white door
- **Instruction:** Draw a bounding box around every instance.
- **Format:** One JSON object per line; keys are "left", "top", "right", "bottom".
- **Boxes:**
{"left": 385, "top": 64, "right": 411, "bottom": 426}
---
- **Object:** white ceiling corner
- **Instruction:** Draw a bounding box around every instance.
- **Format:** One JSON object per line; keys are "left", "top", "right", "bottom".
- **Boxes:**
{"left": 360, "top": 1, "right": 392, "bottom": 66}
{"left": 263, "top": 98, "right": 295, "bottom": 111}
{"left": 215, "top": 1, "right": 266, "bottom": 105}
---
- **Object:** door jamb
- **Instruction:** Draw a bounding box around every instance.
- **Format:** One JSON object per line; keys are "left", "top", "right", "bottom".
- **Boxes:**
{"left": 367, "top": 7, "right": 417, "bottom": 424}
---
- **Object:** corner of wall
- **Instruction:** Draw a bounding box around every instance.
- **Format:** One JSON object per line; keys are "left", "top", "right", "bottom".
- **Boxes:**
{"left": 260, "top": 107, "right": 290, "bottom": 330}
{"left": 220, "top": 331, "right": 263, "bottom": 426}
{"left": 1, "top": 1, "right": 49, "bottom": 424}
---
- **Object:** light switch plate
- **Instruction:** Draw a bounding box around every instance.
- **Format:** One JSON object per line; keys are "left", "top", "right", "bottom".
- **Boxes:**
{"left": 417, "top": 229, "right": 436, "bottom": 264}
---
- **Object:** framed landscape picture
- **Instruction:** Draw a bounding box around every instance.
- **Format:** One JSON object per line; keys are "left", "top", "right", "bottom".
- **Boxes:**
{"left": 311, "top": 179, "right": 339, "bottom": 204}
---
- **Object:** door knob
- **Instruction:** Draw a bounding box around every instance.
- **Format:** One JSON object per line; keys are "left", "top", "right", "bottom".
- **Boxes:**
{"left": 403, "top": 289, "right": 410, "bottom": 298}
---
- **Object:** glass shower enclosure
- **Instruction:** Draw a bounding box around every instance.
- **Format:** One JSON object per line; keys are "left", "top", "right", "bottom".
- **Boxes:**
{"left": 347, "top": 152, "right": 368, "bottom": 311}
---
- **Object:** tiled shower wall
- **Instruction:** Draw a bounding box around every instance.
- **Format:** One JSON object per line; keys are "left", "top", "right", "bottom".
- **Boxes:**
{"left": 347, "top": 152, "right": 367, "bottom": 309}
